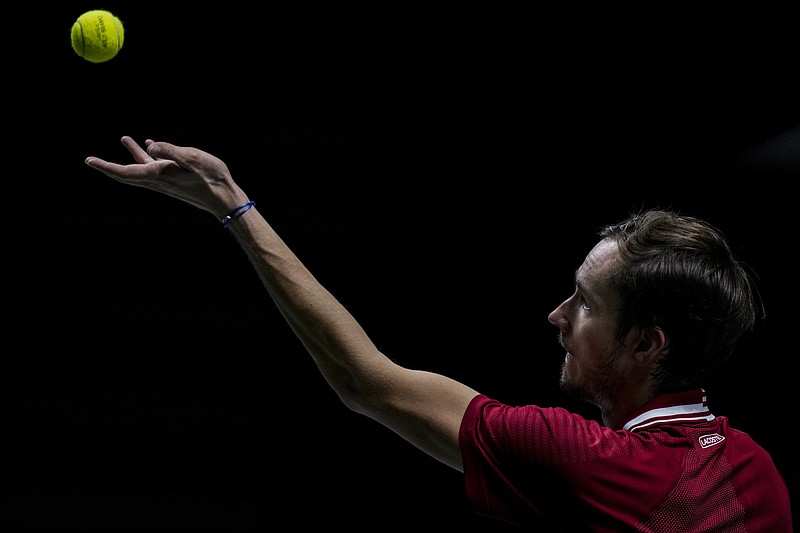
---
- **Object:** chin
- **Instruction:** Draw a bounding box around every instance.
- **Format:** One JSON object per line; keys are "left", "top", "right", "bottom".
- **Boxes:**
{"left": 559, "top": 358, "right": 586, "bottom": 398}
{"left": 559, "top": 360, "right": 572, "bottom": 387}
{"left": 562, "top": 353, "right": 577, "bottom": 377}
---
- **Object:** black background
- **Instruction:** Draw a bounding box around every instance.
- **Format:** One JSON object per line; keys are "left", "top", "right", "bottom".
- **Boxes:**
{"left": 4, "top": 3, "right": 799, "bottom": 531}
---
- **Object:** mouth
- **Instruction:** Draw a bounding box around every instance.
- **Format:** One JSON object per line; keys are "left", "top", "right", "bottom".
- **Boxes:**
{"left": 557, "top": 334, "right": 572, "bottom": 359}
{"left": 557, "top": 333, "right": 567, "bottom": 350}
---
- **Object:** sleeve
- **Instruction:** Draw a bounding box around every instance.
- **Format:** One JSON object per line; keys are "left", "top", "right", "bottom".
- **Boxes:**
{"left": 458, "top": 393, "right": 620, "bottom": 530}
{"left": 459, "top": 394, "right": 556, "bottom": 529}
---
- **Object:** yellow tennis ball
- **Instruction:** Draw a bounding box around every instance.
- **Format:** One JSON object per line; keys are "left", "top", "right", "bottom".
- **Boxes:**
{"left": 71, "top": 10, "right": 125, "bottom": 63}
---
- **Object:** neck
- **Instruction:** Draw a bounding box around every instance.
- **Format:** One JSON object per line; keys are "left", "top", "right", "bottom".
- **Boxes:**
{"left": 601, "top": 377, "right": 657, "bottom": 430}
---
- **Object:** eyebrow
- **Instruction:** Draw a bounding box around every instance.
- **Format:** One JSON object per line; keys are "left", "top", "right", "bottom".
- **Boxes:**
{"left": 574, "top": 267, "right": 584, "bottom": 290}
{"left": 574, "top": 268, "right": 592, "bottom": 300}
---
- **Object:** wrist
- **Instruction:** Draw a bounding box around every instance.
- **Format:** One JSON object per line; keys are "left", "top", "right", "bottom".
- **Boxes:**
{"left": 221, "top": 200, "right": 256, "bottom": 228}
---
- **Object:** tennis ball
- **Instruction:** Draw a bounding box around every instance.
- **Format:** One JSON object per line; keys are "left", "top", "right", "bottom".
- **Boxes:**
{"left": 71, "top": 10, "right": 125, "bottom": 63}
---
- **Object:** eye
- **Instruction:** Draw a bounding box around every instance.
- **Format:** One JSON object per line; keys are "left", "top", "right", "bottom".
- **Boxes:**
{"left": 580, "top": 298, "right": 591, "bottom": 311}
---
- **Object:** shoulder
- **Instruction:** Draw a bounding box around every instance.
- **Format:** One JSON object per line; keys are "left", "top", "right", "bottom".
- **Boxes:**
{"left": 461, "top": 395, "right": 614, "bottom": 449}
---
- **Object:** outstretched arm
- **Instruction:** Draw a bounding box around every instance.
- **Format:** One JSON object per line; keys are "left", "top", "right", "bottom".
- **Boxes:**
{"left": 85, "top": 136, "right": 480, "bottom": 471}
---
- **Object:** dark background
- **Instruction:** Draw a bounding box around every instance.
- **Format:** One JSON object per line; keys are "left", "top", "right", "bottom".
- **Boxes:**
{"left": 4, "top": 3, "right": 798, "bottom": 531}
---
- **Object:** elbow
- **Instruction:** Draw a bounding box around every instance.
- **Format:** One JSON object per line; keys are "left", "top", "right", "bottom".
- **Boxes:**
{"left": 335, "top": 379, "right": 384, "bottom": 418}
{"left": 314, "top": 347, "right": 398, "bottom": 418}
{"left": 331, "top": 368, "right": 393, "bottom": 419}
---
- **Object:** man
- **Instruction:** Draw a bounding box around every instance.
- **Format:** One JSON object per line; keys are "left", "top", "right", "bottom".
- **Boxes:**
{"left": 85, "top": 136, "right": 792, "bottom": 531}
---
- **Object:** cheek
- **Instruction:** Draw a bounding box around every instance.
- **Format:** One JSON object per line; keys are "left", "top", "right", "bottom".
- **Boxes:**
{"left": 573, "top": 319, "right": 616, "bottom": 357}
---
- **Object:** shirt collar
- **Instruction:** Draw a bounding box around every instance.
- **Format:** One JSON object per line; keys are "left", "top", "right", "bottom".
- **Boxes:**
{"left": 622, "top": 388, "right": 715, "bottom": 432}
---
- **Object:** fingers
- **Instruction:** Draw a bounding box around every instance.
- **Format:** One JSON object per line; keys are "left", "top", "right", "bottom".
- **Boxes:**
{"left": 83, "top": 156, "right": 105, "bottom": 171}
{"left": 83, "top": 157, "right": 130, "bottom": 176}
{"left": 83, "top": 157, "right": 130, "bottom": 182}
{"left": 120, "top": 136, "right": 154, "bottom": 164}
{"left": 145, "top": 140, "right": 178, "bottom": 164}
{"left": 84, "top": 136, "right": 154, "bottom": 168}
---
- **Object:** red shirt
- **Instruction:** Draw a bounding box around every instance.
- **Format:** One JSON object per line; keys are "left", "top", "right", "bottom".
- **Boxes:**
{"left": 459, "top": 389, "right": 792, "bottom": 532}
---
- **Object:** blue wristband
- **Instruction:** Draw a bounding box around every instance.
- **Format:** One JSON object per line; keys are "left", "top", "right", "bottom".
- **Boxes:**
{"left": 222, "top": 201, "right": 255, "bottom": 228}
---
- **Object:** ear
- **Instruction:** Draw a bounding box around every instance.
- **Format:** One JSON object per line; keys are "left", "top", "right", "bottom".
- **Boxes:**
{"left": 633, "top": 326, "right": 668, "bottom": 366}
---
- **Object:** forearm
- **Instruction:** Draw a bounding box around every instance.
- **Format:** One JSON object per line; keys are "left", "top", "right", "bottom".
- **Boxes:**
{"left": 226, "top": 205, "right": 390, "bottom": 411}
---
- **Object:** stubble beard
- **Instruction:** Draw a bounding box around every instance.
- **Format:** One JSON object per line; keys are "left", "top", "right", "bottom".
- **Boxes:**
{"left": 559, "top": 342, "right": 626, "bottom": 411}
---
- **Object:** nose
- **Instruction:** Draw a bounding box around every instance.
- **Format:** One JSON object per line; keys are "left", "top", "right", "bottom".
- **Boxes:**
{"left": 548, "top": 300, "right": 569, "bottom": 332}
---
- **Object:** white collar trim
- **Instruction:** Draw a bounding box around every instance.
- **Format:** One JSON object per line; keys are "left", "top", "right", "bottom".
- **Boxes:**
{"left": 623, "top": 395, "right": 715, "bottom": 432}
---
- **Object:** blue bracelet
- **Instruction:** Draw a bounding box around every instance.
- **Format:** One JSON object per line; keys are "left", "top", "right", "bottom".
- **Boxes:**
{"left": 222, "top": 201, "right": 256, "bottom": 228}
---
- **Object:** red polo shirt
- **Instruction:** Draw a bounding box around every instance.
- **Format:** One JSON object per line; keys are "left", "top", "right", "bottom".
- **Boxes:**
{"left": 460, "top": 389, "right": 792, "bottom": 532}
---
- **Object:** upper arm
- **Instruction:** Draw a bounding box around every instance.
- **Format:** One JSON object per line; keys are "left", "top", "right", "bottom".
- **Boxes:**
{"left": 353, "top": 360, "right": 481, "bottom": 472}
